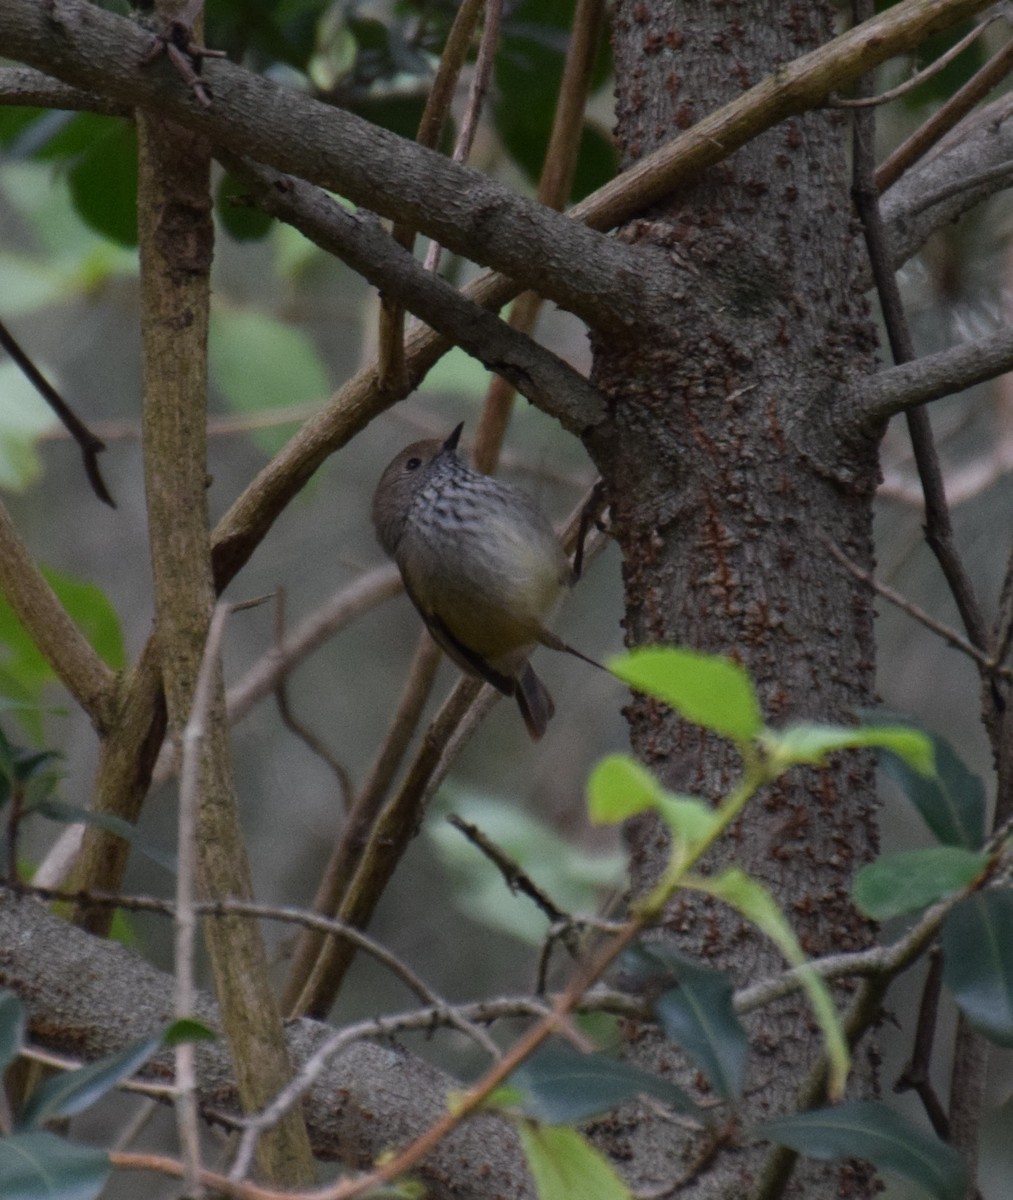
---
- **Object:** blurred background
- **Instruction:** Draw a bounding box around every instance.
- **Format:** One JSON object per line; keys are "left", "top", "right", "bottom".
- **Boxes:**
{"left": 1, "top": 1, "right": 1012, "bottom": 1195}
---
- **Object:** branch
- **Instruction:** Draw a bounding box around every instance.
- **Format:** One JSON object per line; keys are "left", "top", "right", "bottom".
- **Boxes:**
{"left": 0, "top": 0, "right": 997, "bottom": 335}
{"left": 135, "top": 82, "right": 313, "bottom": 1182}
{"left": 0, "top": 891, "right": 530, "bottom": 1200}
{"left": 377, "top": 0, "right": 485, "bottom": 390}
{"left": 880, "top": 93, "right": 1013, "bottom": 270}
{"left": 0, "top": 64, "right": 126, "bottom": 113}
{"left": 0, "top": 318, "right": 114, "bottom": 506}
{"left": 0, "top": 0, "right": 649, "bottom": 335}
{"left": 219, "top": 154, "right": 607, "bottom": 434}
{"left": 853, "top": 96, "right": 992, "bottom": 660}
{"left": 0, "top": 499, "right": 116, "bottom": 730}
{"left": 876, "top": 36, "right": 1013, "bottom": 192}
{"left": 226, "top": 567, "right": 402, "bottom": 725}
{"left": 280, "top": 631, "right": 442, "bottom": 1017}
{"left": 860, "top": 323, "right": 1013, "bottom": 426}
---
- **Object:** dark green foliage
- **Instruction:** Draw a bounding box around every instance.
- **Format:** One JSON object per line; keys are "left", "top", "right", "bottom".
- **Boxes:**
{"left": 761, "top": 1101, "right": 968, "bottom": 1200}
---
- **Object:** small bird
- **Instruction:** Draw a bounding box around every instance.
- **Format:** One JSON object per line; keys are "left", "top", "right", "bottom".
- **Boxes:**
{"left": 373, "top": 423, "right": 598, "bottom": 739}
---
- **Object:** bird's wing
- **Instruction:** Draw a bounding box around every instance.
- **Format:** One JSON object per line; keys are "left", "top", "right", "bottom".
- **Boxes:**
{"left": 402, "top": 581, "right": 517, "bottom": 696}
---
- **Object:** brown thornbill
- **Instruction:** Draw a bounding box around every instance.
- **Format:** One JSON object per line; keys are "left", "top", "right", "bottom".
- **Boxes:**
{"left": 372, "top": 423, "right": 599, "bottom": 739}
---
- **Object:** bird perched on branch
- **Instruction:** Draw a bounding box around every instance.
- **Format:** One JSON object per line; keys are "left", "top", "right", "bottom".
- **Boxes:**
{"left": 373, "top": 423, "right": 600, "bottom": 739}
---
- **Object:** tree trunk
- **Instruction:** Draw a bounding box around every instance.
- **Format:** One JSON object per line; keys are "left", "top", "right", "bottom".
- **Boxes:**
{"left": 585, "top": 3, "right": 883, "bottom": 1195}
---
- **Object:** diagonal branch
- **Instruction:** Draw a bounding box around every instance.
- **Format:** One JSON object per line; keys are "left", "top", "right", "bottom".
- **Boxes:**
{"left": 879, "top": 93, "right": 1013, "bottom": 271}
{"left": 0, "top": 319, "right": 114, "bottom": 506}
{"left": 0, "top": 0, "right": 649, "bottom": 335}
{"left": 218, "top": 154, "right": 607, "bottom": 433}
{"left": 0, "top": 0, "right": 997, "bottom": 335}
{"left": 0, "top": 500, "right": 116, "bottom": 730}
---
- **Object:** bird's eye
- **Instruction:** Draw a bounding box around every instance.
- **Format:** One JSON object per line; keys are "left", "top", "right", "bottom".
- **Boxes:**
{"left": 405, "top": 456, "right": 423, "bottom": 471}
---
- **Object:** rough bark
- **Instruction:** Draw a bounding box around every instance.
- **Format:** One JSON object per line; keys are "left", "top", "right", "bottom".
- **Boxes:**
{"left": 0, "top": 1, "right": 1006, "bottom": 1197}
{"left": 0, "top": 892, "right": 531, "bottom": 1200}
{"left": 583, "top": 4, "right": 882, "bottom": 1196}
{"left": 133, "top": 76, "right": 315, "bottom": 1187}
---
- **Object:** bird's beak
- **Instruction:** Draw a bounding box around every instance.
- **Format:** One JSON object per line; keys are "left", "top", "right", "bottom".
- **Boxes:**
{"left": 443, "top": 422, "right": 464, "bottom": 452}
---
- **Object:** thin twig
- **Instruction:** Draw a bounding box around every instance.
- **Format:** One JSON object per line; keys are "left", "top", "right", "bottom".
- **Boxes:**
{"left": 471, "top": 0, "right": 607, "bottom": 469}
{"left": 19, "top": 1044, "right": 176, "bottom": 1100}
{"left": 421, "top": 0, "right": 503, "bottom": 277}
{"left": 112, "top": 1097, "right": 164, "bottom": 1152}
{"left": 832, "top": 14, "right": 1003, "bottom": 108}
{"left": 228, "top": 1004, "right": 500, "bottom": 1184}
{"left": 271, "top": 588, "right": 353, "bottom": 808}
{"left": 377, "top": 0, "right": 486, "bottom": 390}
{"left": 7, "top": 882, "right": 500, "bottom": 1034}
{"left": 0, "top": 317, "right": 114, "bottom": 506}
{"left": 280, "top": 630, "right": 442, "bottom": 1016}
{"left": 138, "top": 0, "right": 226, "bottom": 109}
{"left": 893, "top": 950, "right": 950, "bottom": 1138}
{"left": 821, "top": 536, "right": 1011, "bottom": 678}
{"left": 148, "top": 567, "right": 402, "bottom": 790}
{"left": 877, "top": 30, "right": 1013, "bottom": 192}
{"left": 227, "top": 567, "right": 402, "bottom": 727}
{"left": 994, "top": 541, "right": 1013, "bottom": 669}
{"left": 446, "top": 815, "right": 579, "bottom": 948}
{"left": 852, "top": 55, "right": 994, "bottom": 666}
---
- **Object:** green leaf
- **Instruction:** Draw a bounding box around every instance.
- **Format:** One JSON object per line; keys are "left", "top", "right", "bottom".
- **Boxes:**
{"left": 688, "top": 868, "right": 849, "bottom": 1099}
{"left": 654, "top": 794, "right": 722, "bottom": 848}
{"left": 28, "top": 112, "right": 115, "bottom": 163}
{"left": 0, "top": 107, "right": 53, "bottom": 151}
{"left": 510, "top": 1042, "right": 697, "bottom": 1123}
{"left": 853, "top": 847, "right": 988, "bottom": 919}
{"left": 67, "top": 120, "right": 138, "bottom": 247}
{"left": 764, "top": 722, "right": 934, "bottom": 776}
{"left": 587, "top": 756, "right": 720, "bottom": 854}
{"left": 941, "top": 890, "right": 1013, "bottom": 1047}
{"left": 0, "top": 989, "right": 26, "bottom": 1072}
{"left": 609, "top": 647, "right": 763, "bottom": 744}
{"left": 0, "top": 725, "right": 60, "bottom": 788}
{"left": 587, "top": 754, "right": 664, "bottom": 822}
{"left": 625, "top": 945, "right": 747, "bottom": 1101}
{"left": 45, "top": 569, "right": 125, "bottom": 672}
{"left": 209, "top": 308, "right": 330, "bottom": 453}
{"left": 875, "top": 722, "right": 985, "bottom": 850}
{"left": 517, "top": 1123, "right": 632, "bottom": 1200}
{"left": 19, "top": 1034, "right": 162, "bottom": 1128}
{"left": 163, "top": 1017, "right": 217, "bottom": 1047}
{"left": 0, "top": 1131, "right": 109, "bottom": 1200}
{"left": 760, "top": 1101, "right": 967, "bottom": 1200}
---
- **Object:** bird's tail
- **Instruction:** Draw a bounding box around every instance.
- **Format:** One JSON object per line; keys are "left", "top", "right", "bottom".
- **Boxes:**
{"left": 515, "top": 662, "right": 555, "bottom": 741}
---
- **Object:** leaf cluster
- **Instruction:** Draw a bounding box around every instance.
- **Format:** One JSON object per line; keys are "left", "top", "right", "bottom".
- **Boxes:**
{"left": 495, "top": 647, "right": 1007, "bottom": 1200}
{"left": 0, "top": 991, "right": 212, "bottom": 1200}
